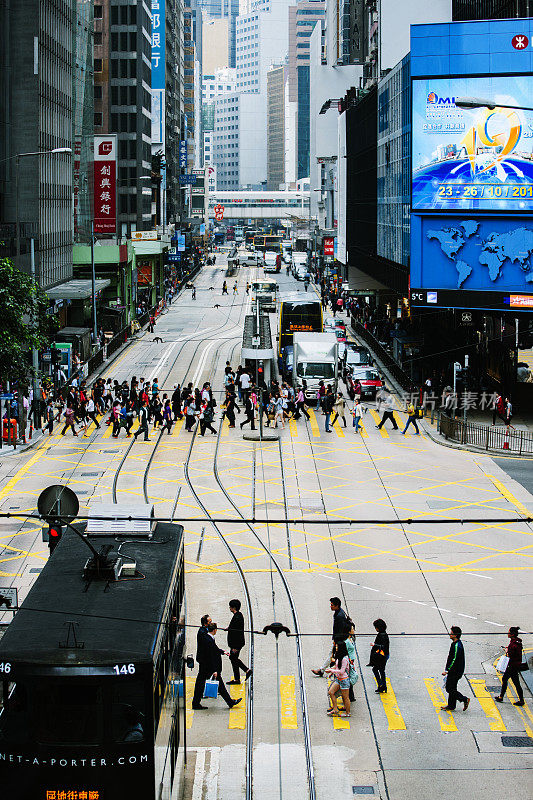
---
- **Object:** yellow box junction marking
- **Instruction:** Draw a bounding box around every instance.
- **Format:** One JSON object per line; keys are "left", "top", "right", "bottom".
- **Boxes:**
{"left": 424, "top": 678, "right": 457, "bottom": 732}
{"left": 280, "top": 675, "right": 298, "bottom": 729}
{"left": 0, "top": 432, "right": 60, "bottom": 505}
{"left": 228, "top": 682, "right": 246, "bottom": 729}
{"left": 469, "top": 679, "right": 506, "bottom": 731}
{"left": 486, "top": 474, "right": 531, "bottom": 518}
{"left": 376, "top": 678, "right": 406, "bottom": 730}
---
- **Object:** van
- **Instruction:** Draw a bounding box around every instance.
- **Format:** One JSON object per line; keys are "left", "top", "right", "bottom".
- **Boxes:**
{"left": 252, "top": 280, "right": 278, "bottom": 313}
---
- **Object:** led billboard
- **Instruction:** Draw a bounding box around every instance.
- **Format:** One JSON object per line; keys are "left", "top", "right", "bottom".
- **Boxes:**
{"left": 412, "top": 77, "right": 533, "bottom": 212}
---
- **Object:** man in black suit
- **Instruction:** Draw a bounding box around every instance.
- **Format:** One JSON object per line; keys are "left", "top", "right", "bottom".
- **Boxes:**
{"left": 192, "top": 614, "right": 212, "bottom": 710}
{"left": 203, "top": 623, "right": 241, "bottom": 709}
{"left": 226, "top": 599, "right": 252, "bottom": 685}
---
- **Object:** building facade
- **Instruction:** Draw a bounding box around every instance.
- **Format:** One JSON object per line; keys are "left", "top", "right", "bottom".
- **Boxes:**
{"left": 267, "top": 64, "right": 286, "bottom": 189}
{"left": 0, "top": 0, "right": 75, "bottom": 289}
{"left": 94, "top": 0, "right": 153, "bottom": 236}
{"left": 197, "top": 0, "right": 239, "bottom": 67}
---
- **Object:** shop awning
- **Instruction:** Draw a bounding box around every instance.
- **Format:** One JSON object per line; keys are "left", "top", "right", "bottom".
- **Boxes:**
{"left": 46, "top": 279, "right": 111, "bottom": 300}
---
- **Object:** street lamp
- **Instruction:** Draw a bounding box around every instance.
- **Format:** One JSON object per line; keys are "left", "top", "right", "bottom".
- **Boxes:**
{"left": 455, "top": 96, "right": 533, "bottom": 112}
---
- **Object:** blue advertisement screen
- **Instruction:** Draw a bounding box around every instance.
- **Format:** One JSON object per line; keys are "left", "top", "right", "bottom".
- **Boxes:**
{"left": 411, "top": 215, "right": 533, "bottom": 291}
{"left": 412, "top": 77, "right": 533, "bottom": 211}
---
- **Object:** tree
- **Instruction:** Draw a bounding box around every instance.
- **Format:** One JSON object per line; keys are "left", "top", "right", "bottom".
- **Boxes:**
{"left": 0, "top": 255, "right": 52, "bottom": 385}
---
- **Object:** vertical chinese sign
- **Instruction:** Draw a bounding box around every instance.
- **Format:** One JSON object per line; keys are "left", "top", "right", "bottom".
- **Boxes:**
{"left": 93, "top": 135, "right": 117, "bottom": 234}
{"left": 151, "top": 0, "right": 166, "bottom": 147}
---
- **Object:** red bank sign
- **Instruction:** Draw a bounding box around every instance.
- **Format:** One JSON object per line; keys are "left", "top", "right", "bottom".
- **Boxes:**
{"left": 94, "top": 135, "right": 117, "bottom": 234}
{"left": 323, "top": 237, "right": 334, "bottom": 256}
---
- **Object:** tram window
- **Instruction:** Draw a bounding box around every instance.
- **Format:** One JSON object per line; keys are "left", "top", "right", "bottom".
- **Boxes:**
{"left": 111, "top": 681, "right": 146, "bottom": 743}
{"left": 34, "top": 683, "right": 103, "bottom": 746}
{"left": 0, "top": 680, "right": 29, "bottom": 743}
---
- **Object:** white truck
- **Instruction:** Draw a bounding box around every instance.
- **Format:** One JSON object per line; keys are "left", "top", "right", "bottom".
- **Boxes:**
{"left": 293, "top": 332, "right": 339, "bottom": 403}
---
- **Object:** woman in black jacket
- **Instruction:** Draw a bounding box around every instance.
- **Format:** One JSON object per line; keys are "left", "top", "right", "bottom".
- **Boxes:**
{"left": 369, "top": 618, "right": 389, "bottom": 693}
{"left": 226, "top": 599, "right": 252, "bottom": 685}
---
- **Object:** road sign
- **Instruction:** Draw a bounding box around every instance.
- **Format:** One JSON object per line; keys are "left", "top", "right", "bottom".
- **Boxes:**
{"left": 42, "top": 351, "right": 52, "bottom": 362}
{"left": 0, "top": 587, "right": 17, "bottom": 610}
{"left": 0, "top": 393, "right": 14, "bottom": 401}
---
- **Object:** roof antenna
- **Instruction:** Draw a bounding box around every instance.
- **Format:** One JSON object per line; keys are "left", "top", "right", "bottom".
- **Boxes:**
{"left": 59, "top": 621, "right": 85, "bottom": 650}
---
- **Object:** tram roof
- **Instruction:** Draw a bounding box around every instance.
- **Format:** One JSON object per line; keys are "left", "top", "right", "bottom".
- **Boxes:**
{"left": 0, "top": 522, "right": 183, "bottom": 666}
{"left": 279, "top": 292, "right": 321, "bottom": 305}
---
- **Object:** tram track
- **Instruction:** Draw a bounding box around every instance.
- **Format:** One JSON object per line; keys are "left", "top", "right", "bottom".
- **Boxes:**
{"left": 213, "top": 422, "right": 317, "bottom": 800}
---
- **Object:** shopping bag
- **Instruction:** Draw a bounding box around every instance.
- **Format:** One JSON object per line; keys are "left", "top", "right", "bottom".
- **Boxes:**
{"left": 496, "top": 655, "right": 509, "bottom": 673}
{"left": 203, "top": 679, "right": 219, "bottom": 699}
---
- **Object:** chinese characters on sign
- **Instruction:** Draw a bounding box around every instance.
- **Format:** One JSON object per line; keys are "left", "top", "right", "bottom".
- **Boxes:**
{"left": 323, "top": 237, "right": 334, "bottom": 256}
{"left": 151, "top": 0, "right": 165, "bottom": 145}
{"left": 93, "top": 135, "right": 117, "bottom": 234}
{"left": 46, "top": 791, "right": 100, "bottom": 800}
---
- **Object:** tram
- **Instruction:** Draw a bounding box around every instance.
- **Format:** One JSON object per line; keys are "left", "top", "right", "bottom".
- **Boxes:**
{"left": 278, "top": 292, "right": 323, "bottom": 359}
{"left": 0, "top": 518, "right": 185, "bottom": 800}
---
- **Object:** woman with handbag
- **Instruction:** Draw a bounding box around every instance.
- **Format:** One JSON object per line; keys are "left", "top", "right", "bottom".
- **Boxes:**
{"left": 369, "top": 618, "right": 389, "bottom": 693}
{"left": 495, "top": 626, "right": 525, "bottom": 706}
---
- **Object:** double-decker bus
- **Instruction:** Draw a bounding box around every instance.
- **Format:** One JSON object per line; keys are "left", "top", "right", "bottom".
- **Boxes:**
{"left": 278, "top": 291, "right": 323, "bottom": 358}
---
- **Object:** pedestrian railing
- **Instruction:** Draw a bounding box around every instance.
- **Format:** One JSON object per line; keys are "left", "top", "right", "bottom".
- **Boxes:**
{"left": 438, "top": 413, "right": 533, "bottom": 454}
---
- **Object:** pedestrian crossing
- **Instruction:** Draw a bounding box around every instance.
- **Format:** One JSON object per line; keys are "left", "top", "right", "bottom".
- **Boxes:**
{"left": 185, "top": 674, "right": 532, "bottom": 734}
{"left": 72, "top": 407, "right": 417, "bottom": 443}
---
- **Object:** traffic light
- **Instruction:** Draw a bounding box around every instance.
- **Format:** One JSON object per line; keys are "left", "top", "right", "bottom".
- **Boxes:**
{"left": 45, "top": 519, "right": 64, "bottom": 554}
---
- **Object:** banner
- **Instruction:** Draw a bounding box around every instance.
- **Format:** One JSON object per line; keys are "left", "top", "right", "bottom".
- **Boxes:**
{"left": 93, "top": 135, "right": 117, "bottom": 234}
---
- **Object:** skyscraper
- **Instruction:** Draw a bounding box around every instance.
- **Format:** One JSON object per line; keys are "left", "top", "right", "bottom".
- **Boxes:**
{"left": 267, "top": 64, "right": 286, "bottom": 189}
{"left": 0, "top": 0, "right": 75, "bottom": 289}
{"left": 197, "top": 0, "right": 240, "bottom": 67}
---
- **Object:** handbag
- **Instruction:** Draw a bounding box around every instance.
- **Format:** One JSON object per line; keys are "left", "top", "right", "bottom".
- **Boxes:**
{"left": 496, "top": 655, "right": 509, "bottom": 673}
{"left": 203, "top": 679, "right": 219, "bottom": 699}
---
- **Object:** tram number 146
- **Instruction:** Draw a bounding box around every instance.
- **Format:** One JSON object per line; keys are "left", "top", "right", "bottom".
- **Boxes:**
{"left": 114, "top": 663, "right": 136, "bottom": 676}
{"left": 0, "top": 662, "right": 11, "bottom": 673}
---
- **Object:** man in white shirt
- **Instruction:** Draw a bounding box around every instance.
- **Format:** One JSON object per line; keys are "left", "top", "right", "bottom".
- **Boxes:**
{"left": 239, "top": 370, "right": 251, "bottom": 403}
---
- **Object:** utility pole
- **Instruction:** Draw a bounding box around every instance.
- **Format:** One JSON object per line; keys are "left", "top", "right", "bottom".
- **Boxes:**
{"left": 30, "top": 239, "right": 41, "bottom": 429}
{"left": 91, "top": 221, "right": 97, "bottom": 344}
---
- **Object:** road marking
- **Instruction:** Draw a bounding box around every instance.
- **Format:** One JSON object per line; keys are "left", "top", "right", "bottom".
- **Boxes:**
{"left": 289, "top": 417, "right": 298, "bottom": 437}
{"left": 376, "top": 678, "right": 406, "bottom": 730}
{"left": 465, "top": 572, "right": 492, "bottom": 579}
{"left": 172, "top": 417, "right": 185, "bottom": 436}
{"left": 496, "top": 672, "right": 533, "bottom": 738}
{"left": 206, "top": 746, "right": 220, "bottom": 800}
{"left": 192, "top": 748, "right": 206, "bottom": 800}
{"left": 433, "top": 606, "right": 452, "bottom": 613}
{"left": 469, "top": 679, "right": 506, "bottom": 731}
{"left": 370, "top": 410, "right": 389, "bottom": 438}
{"left": 307, "top": 409, "right": 321, "bottom": 438}
{"left": 424, "top": 678, "right": 458, "bottom": 732}
{"left": 186, "top": 677, "right": 194, "bottom": 729}
{"left": 327, "top": 678, "right": 350, "bottom": 729}
{"left": 101, "top": 421, "right": 115, "bottom": 440}
{"left": 0, "top": 433, "right": 59, "bottom": 505}
{"left": 228, "top": 682, "right": 246, "bottom": 729}
{"left": 393, "top": 412, "right": 407, "bottom": 433}
{"left": 280, "top": 675, "right": 298, "bottom": 729}
{"left": 485, "top": 474, "right": 531, "bottom": 518}
{"left": 484, "top": 620, "right": 505, "bottom": 627}
{"left": 457, "top": 613, "right": 477, "bottom": 619}
{"left": 333, "top": 420, "right": 346, "bottom": 438}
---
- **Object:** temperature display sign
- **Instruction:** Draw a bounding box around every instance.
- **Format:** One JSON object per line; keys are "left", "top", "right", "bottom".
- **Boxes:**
{"left": 412, "top": 76, "right": 533, "bottom": 212}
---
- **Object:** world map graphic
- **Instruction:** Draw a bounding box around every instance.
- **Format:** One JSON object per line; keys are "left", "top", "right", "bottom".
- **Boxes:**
{"left": 426, "top": 221, "right": 533, "bottom": 289}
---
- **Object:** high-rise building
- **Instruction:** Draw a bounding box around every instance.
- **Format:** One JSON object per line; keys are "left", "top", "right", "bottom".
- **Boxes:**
{"left": 184, "top": 0, "right": 201, "bottom": 173}
{"left": 288, "top": 0, "right": 325, "bottom": 179}
{"left": 203, "top": 19, "right": 230, "bottom": 73}
{"left": 94, "top": 0, "right": 153, "bottom": 236}
{"left": 452, "top": 0, "right": 533, "bottom": 18}
{"left": 213, "top": 91, "right": 266, "bottom": 188}
{"left": 0, "top": 0, "right": 76, "bottom": 289}
{"left": 202, "top": 68, "right": 237, "bottom": 171}
{"left": 267, "top": 64, "right": 286, "bottom": 189}
{"left": 73, "top": 0, "right": 95, "bottom": 243}
{"left": 197, "top": 0, "right": 240, "bottom": 67}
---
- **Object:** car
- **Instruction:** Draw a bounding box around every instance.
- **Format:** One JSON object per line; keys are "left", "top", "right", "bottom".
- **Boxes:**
{"left": 291, "top": 254, "right": 308, "bottom": 276}
{"left": 344, "top": 344, "right": 372, "bottom": 370}
{"left": 294, "top": 264, "right": 309, "bottom": 281}
{"left": 241, "top": 253, "right": 262, "bottom": 267}
{"left": 346, "top": 367, "right": 384, "bottom": 399}
{"left": 334, "top": 328, "right": 347, "bottom": 343}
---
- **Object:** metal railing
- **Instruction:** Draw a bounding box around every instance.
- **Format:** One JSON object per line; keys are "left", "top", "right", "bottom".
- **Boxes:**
{"left": 438, "top": 413, "right": 533, "bottom": 454}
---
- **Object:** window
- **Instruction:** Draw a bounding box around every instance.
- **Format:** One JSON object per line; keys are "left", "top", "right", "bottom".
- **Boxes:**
{"left": 94, "top": 4, "right": 102, "bottom": 19}
{"left": 94, "top": 31, "right": 102, "bottom": 45}
{"left": 94, "top": 58, "right": 103, "bottom": 72}
{"left": 34, "top": 683, "right": 104, "bottom": 746}
{"left": 94, "top": 84, "right": 102, "bottom": 100}
{"left": 94, "top": 112, "right": 103, "bottom": 126}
